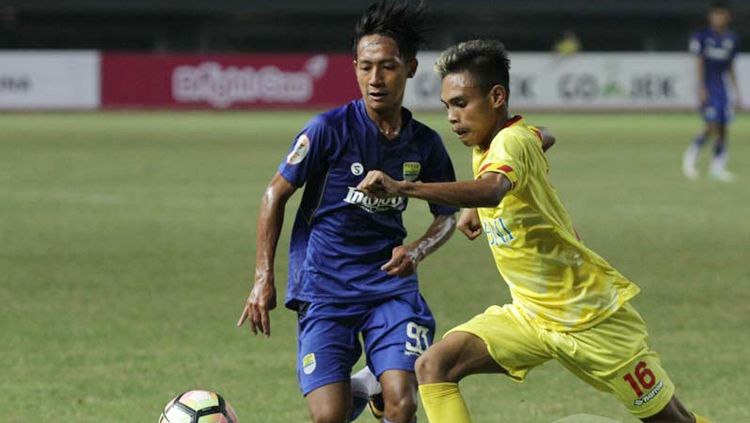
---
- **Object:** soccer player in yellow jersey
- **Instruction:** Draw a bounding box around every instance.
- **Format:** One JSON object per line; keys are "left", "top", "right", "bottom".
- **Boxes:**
{"left": 357, "top": 40, "right": 710, "bottom": 423}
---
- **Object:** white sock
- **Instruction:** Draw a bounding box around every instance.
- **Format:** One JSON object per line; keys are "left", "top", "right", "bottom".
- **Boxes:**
{"left": 684, "top": 143, "right": 700, "bottom": 169}
{"left": 711, "top": 151, "right": 728, "bottom": 172}
{"left": 351, "top": 366, "right": 381, "bottom": 397}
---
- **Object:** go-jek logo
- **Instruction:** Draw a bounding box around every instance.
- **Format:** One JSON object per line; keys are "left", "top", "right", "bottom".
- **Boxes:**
{"left": 344, "top": 187, "right": 405, "bottom": 213}
{"left": 172, "top": 55, "right": 329, "bottom": 108}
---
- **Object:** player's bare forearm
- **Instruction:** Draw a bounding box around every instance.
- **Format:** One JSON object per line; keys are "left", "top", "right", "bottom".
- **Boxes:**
{"left": 398, "top": 173, "right": 511, "bottom": 208}
{"left": 238, "top": 172, "right": 296, "bottom": 336}
{"left": 729, "top": 66, "right": 741, "bottom": 107}
{"left": 696, "top": 57, "right": 707, "bottom": 102}
{"left": 407, "top": 213, "right": 456, "bottom": 262}
{"left": 254, "top": 173, "right": 296, "bottom": 284}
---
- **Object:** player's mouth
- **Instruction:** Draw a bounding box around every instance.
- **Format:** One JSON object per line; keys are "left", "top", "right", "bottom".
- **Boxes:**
{"left": 369, "top": 92, "right": 388, "bottom": 102}
{"left": 453, "top": 128, "right": 470, "bottom": 138}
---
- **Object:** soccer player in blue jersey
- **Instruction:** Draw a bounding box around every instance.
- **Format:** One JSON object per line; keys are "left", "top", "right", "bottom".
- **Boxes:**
{"left": 236, "top": 2, "right": 459, "bottom": 422}
{"left": 682, "top": 1, "right": 741, "bottom": 182}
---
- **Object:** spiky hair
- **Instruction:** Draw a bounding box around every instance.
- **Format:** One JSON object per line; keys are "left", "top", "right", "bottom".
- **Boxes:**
{"left": 353, "top": 0, "right": 428, "bottom": 60}
{"left": 434, "top": 39, "right": 511, "bottom": 97}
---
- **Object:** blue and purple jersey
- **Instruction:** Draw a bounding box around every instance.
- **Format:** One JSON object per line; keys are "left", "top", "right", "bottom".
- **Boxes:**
{"left": 690, "top": 28, "right": 738, "bottom": 104}
{"left": 278, "top": 99, "right": 458, "bottom": 309}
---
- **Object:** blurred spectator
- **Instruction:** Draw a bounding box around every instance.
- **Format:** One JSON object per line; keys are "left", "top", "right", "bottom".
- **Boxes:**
{"left": 554, "top": 30, "right": 582, "bottom": 55}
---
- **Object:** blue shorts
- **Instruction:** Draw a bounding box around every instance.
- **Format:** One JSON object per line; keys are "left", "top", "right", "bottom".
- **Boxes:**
{"left": 702, "top": 99, "right": 733, "bottom": 124}
{"left": 296, "top": 291, "right": 435, "bottom": 395}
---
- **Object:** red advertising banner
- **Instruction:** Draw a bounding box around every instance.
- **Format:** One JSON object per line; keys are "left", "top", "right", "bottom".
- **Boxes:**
{"left": 101, "top": 53, "right": 360, "bottom": 109}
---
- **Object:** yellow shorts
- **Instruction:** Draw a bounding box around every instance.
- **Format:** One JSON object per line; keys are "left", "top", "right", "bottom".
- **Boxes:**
{"left": 446, "top": 302, "right": 675, "bottom": 419}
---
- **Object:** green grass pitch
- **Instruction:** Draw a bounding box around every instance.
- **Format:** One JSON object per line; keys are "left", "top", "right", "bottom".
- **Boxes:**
{"left": 1, "top": 111, "right": 748, "bottom": 422}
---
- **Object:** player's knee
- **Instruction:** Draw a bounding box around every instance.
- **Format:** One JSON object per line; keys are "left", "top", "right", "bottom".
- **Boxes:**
{"left": 416, "top": 347, "right": 457, "bottom": 384}
{"left": 309, "top": 402, "right": 349, "bottom": 423}
{"left": 383, "top": 394, "right": 417, "bottom": 423}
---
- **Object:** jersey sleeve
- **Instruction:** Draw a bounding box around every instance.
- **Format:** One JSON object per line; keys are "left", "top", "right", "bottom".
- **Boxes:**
{"left": 475, "top": 132, "right": 527, "bottom": 193}
{"left": 689, "top": 32, "right": 703, "bottom": 55}
{"left": 277, "top": 118, "right": 333, "bottom": 187}
{"left": 420, "top": 133, "right": 460, "bottom": 216}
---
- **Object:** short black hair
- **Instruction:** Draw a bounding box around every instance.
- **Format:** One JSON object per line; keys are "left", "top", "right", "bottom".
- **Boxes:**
{"left": 710, "top": 1, "right": 730, "bottom": 11}
{"left": 434, "top": 39, "right": 511, "bottom": 98}
{"left": 352, "top": 0, "right": 428, "bottom": 61}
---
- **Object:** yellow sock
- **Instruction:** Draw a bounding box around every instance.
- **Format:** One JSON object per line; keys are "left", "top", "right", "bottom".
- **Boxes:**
{"left": 694, "top": 414, "right": 711, "bottom": 423}
{"left": 418, "top": 382, "right": 472, "bottom": 423}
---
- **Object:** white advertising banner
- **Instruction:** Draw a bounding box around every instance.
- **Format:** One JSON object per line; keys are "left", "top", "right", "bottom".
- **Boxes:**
{"left": 405, "top": 52, "right": 749, "bottom": 111}
{"left": 0, "top": 51, "right": 100, "bottom": 109}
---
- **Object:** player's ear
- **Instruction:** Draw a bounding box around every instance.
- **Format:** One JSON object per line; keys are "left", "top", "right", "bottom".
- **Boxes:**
{"left": 407, "top": 58, "right": 418, "bottom": 78}
{"left": 489, "top": 84, "right": 507, "bottom": 109}
{"left": 353, "top": 59, "right": 358, "bottom": 71}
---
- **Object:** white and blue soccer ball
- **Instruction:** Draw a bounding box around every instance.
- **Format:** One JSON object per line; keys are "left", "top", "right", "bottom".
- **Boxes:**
{"left": 159, "top": 390, "right": 239, "bottom": 423}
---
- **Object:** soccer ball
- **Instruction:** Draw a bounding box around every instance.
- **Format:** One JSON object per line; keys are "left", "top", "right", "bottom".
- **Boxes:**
{"left": 159, "top": 390, "right": 239, "bottom": 423}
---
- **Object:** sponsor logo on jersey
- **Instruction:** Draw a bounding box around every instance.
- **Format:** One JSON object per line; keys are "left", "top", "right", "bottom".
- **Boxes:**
{"left": 402, "top": 162, "right": 421, "bottom": 181}
{"left": 351, "top": 162, "right": 364, "bottom": 176}
{"left": 287, "top": 134, "right": 310, "bottom": 165}
{"left": 302, "top": 352, "right": 316, "bottom": 375}
{"left": 633, "top": 380, "right": 664, "bottom": 407}
{"left": 344, "top": 186, "right": 405, "bottom": 213}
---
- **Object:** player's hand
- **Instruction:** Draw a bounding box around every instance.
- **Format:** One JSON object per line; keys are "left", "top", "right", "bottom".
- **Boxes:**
{"left": 457, "top": 208, "right": 482, "bottom": 240}
{"left": 357, "top": 170, "right": 402, "bottom": 198}
{"left": 699, "top": 86, "right": 708, "bottom": 105}
{"left": 381, "top": 245, "right": 421, "bottom": 277}
{"left": 536, "top": 126, "right": 556, "bottom": 152}
{"left": 236, "top": 275, "right": 277, "bottom": 337}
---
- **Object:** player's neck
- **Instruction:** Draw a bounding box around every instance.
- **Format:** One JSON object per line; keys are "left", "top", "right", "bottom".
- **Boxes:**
{"left": 479, "top": 112, "right": 511, "bottom": 150}
{"left": 365, "top": 105, "right": 403, "bottom": 140}
{"left": 710, "top": 25, "right": 729, "bottom": 34}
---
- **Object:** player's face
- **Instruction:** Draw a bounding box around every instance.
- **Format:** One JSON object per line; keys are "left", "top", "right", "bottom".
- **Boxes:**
{"left": 354, "top": 34, "right": 416, "bottom": 114}
{"left": 440, "top": 71, "right": 506, "bottom": 149}
{"left": 708, "top": 8, "right": 731, "bottom": 31}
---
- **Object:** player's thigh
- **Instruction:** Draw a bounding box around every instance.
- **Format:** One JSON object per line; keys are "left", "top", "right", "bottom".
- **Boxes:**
{"left": 553, "top": 303, "right": 676, "bottom": 420}
{"left": 442, "top": 303, "right": 552, "bottom": 382}
{"left": 641, "top": 395, "right": 694, "bottom": 423}
{"left": 703, "top": 100, "right": 731, "bottom": 132}
{"left": 417, "top": 330, "right": 507, "bottom": 384}
{"left": 297, "top": 302, "right": 365, "bottom": 396}
{"left": 361, "top": 292, "right": 436, "bottom": 377}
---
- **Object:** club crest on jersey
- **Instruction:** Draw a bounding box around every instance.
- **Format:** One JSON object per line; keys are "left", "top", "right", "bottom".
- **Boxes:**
{"left": 402, "top": 162, "right": 421, "bottom": 182}
{"left": 287, "top": 134, "right": 310, "bottom": 165}
{"left": 344, "top": 187, "right": 405, "bottom": 213}
{"left": 302, "top": 353, "right": 316, "bottom": 375}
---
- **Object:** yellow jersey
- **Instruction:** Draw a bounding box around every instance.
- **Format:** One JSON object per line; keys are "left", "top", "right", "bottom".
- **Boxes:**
{"left": 472, "top": 116, "right": 640, "bottom": 332}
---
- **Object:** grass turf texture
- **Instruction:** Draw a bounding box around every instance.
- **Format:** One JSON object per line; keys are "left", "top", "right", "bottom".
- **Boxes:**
{"left": 1, "top": 111, "right": 748, "bottom": 422}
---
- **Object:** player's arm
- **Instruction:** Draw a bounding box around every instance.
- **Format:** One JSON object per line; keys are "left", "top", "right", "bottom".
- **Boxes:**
{"left": 690, "top": 35, "right": 707, "bottom": 104}
{"left": 382, "top": 213, "right": 456, "bottom": 277}
{"left": 729, "top": 63, "right": 742, "bottom": 109}
{"left": 358, "top": 171, "right": 511, "bottom": 209}
{"left": 237, "top": 172, "right": 297, "bottom": 337}
{"left": 696, "top": 56, "right": 707, "bottom": 104}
